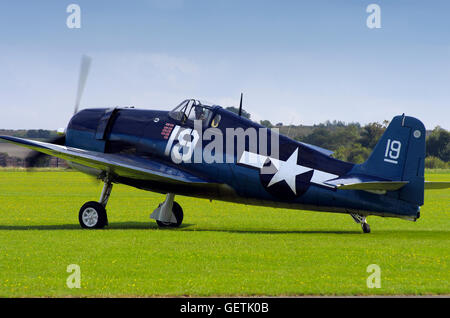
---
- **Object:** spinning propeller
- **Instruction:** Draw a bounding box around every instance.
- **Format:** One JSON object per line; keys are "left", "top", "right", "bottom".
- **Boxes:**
{"left": 26, "top": 55, "right": 92, "bottom": 167}
{"left": 74, "top": 55, "right": 92, "bottom": 115}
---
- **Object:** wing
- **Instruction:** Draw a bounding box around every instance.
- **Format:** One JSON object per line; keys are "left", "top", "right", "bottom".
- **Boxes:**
{"left": 0, "top": 136, "right": 212, "bottom": 185}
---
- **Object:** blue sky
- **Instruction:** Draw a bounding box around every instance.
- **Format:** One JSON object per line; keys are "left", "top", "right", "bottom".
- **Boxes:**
{"left": 0, "top": 0, "right": 449, "bottom": 129}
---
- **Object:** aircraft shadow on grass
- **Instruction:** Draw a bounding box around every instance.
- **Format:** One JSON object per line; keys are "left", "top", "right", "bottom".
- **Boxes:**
{"left": 0, "top": 222, "right": 436, "bottom": 235}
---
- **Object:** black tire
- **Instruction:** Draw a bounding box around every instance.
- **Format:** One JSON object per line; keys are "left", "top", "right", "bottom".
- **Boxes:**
{"left": 156, "top": 201, "right": 183, "bottom": 228}
{"left": 362, "top": 223, "right": 371, "bottom": 234}
{"left": 79, "top": 201, "right": 108, "bottom": 229}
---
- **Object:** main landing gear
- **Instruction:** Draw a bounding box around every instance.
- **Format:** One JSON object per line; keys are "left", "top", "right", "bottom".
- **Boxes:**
{"left": 150, "top": 193, "right": 184, "bottom": 228}
{"left": 78, "top": 177, "right": 112, "bottom": 229}
{"left": 77, "top": 176, "right": 184, "bottom": 229}
{"left": 350, "top": 213, "right": 371, "bottom": 234}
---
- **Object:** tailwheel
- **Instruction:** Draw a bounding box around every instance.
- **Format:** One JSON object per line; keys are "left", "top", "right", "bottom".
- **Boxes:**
{"left": 156, "top": 201, "right": 184, "bottom": 228}
{"left": 350, "top": 213, "right": 371, "bottom": 234}
{"left": 362, "top": 222, "right": 371, "bottom": 234}
{"left": 79, "top": 201, "right": 108, "bottom": 229}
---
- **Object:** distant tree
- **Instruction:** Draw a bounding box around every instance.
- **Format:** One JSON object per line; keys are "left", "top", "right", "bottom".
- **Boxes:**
{"left": 25, "top": 154, "right": 50, "bottom": 167}
{"left": 425, "top": 156, "right": 448, "bottom": 169}
{"left": 346, "top": 144, "right": 371, "bottom": 164}
{"left": 26, "top": 130, "right": 36, "bottom": 138}
{"left": 259, "top": 120, "right": 273, "bottom": 128}
{"left": 333, "top": 144, "right": 371, "bottom": 163}
{"left": 332, "top": 125, "right": 360, "bottom": 148}
{"left": 359, "top": 122, "right": 386, "bottom": 149}
{"left": 299, "top": 121, "right": 383, "bottom": 163}
{"left": 0, "top": 153, "right": 8, "bottom": 167}
{"left": 426, "top": 126, "right": 450, "bottom": 162}
{"left": 26, "top": 129, "right": 51, "bottom": 139}
{"left": 225, "top": 106, "right": 251, "bottom": 119}
{"left": 302, "top": 127, "right": 333, "bottom": 149}
{"left": 348, "top": 122, "right": 362, "bottom": 128}
{"left": 245, "top": 118, "right": 449, "bottom": 164}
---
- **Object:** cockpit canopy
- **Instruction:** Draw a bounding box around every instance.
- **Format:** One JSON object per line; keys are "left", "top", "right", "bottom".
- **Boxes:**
{"left": 169, "top": 99, "right": 218, "bottom": 124}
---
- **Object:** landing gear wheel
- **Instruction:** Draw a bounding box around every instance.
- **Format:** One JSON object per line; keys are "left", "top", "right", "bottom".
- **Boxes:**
{"left": 156, "top": 201, "right": 183, "bottom": 228}
{"left": 79, "top": 201, "right": 108, "bottom": 229}
{"left": 362, "top": 222, "right": 371, "bottom": 234}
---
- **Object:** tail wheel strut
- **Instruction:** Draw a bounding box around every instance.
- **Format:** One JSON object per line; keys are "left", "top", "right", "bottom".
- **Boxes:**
{"left": 350, "top": 213, "right": 371, "bottom": 234}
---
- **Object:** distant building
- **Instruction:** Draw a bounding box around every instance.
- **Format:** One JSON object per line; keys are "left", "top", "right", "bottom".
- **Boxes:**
{"left": 49, "top": 157, "right": 68, "bottom": 168}
{"left": 0, "top": 153, "right": 7, "bottom": 166}
{"left": 5, "top": 156, "right": 24, "bottom": 167}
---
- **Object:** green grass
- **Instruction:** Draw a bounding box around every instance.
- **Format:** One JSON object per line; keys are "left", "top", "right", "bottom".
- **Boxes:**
{"left": 0, "top": 170, "right": 448, "bottom": 297}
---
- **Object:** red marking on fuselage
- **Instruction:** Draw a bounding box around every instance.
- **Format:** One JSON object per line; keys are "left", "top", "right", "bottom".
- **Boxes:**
{"left": 161, "top": 122, "right": 175, "bottom": 139}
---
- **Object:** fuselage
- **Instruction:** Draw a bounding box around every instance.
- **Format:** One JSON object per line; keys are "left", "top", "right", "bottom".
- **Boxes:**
{"left": 65, "top": 105, "right": 420, "bottom": 220}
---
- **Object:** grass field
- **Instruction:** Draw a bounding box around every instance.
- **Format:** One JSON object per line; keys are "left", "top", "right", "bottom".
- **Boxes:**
{"left": 0, "top": 170, "right": 448, "bottom": 297}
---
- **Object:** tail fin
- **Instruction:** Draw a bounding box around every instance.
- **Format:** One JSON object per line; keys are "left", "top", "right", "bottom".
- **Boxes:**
{"left": 353, "top": 115, "right": 426, "bottom": 205}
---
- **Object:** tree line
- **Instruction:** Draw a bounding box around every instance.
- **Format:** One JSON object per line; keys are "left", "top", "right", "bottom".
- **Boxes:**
{"left": 1, "top": 116, "right": 449, "bottom": 168}
{"left": 226, "top": 107, "right": 449, "bottom": 168}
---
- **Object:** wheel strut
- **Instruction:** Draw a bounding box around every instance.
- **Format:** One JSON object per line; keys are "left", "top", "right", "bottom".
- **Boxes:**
{"left": 78, "top": 175, "right": 113, "bottom": 229}
{"left": 150, "top": 193, "right": 184, "bottom": 227}
{"left": 350, "top": 213, "right": 371, "bottom": 234}
{"left": 99, "top": 177, "right": 113, "bottom": 207}
{"left": 150, "top": 193, "right": 176, "bottom": 224}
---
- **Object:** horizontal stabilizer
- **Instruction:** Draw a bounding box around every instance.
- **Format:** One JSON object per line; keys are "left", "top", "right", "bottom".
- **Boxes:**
{"left": 324, "top": 174, "right": 409, "bottom": 194}
{"left": 336, "top": 181, "right": 409, "bottom": 192}
{"left": 424, "top": 182, "right": 450, "bottom": 190}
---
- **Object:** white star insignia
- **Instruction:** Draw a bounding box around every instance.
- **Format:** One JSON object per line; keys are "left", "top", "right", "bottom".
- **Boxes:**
{"left": 267, "top": 148, "right": 312, "bottom": 195}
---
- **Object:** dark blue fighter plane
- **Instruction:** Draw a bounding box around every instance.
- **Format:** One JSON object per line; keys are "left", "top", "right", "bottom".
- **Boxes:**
{"left": 1, "top": 57, "right": 448, "bottom": 233}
